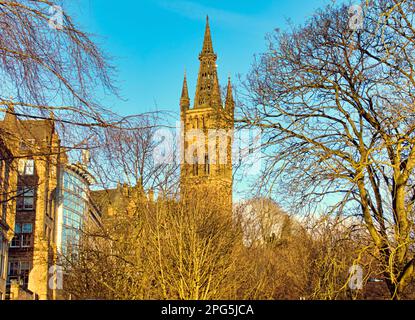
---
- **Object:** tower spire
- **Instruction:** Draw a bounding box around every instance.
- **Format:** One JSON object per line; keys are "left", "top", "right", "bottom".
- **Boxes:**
{"left": 194, "top": 17, "right": 220, "bottom": 109}
{"left": 201, "top": 15, "right": 214, "bottom": 55}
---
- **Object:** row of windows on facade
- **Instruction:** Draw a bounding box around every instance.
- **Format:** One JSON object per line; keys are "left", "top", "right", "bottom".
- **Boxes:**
{"left": 191, "top": 155, "right": 210, "bottom": 176}
{"left": 14, "top": 170, "right": 89, "bottom": 212}
{"left": 64, "top": 171, "right": 87, "bottom": 199}
{"left": 16, "top": 166, "right": 81, "bottom": 209}
{"left": 11, "top": 199, "right": 85, "bottom": 249}
{"left": 0, "top": 157, "right": 34, "bottom": 290}
{"left": 11, "top": 173, "right": 87, "bottom": 240}
{"left": 187, "top": 118, "right": 208, "bottom": 130}
{"left": 190, "top": 155, "right": 231, "bottom": 176}
{"left": 6, "top": 224, "right": 55, "bottom": 289}
{"left": 18, "top": 159, "right": 58, "bottom": 177}
{"left": 11, "top": 223, "right": 59, "bottom": 250}
{"left": 7, "top": 224, "right": 73, "bottom": 287}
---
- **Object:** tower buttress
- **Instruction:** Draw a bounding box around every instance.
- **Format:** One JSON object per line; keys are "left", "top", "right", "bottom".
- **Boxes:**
{"left": 180, "top": 71, "right": 190, "bottom": 113}
{"left": 225, "top": 77, "right": 235, "bottom": 121}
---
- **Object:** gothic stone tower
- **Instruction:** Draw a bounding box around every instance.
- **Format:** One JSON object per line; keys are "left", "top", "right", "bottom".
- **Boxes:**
{"left": 180, "top": 17, "right": 235, "bottom": 210}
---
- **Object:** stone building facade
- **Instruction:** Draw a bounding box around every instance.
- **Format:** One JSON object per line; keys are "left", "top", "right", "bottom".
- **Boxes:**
{"left": 0, "top": 106, "right": 63, "bottom": 300}
{"left": 0, "top": 106, "right": 100, "bottom": 300}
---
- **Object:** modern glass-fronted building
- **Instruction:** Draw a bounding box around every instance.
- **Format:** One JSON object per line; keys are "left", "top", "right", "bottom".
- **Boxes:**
{"left": 56, "top": 164, "right": 96, "bottom": 256}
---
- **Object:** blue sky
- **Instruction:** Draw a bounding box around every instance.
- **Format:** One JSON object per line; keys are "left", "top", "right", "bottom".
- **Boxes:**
{"left": 67, "top": 0, "right": 348, "bottom": 201}
{"left": 70, "top": 0, "right": 338, "bottom": 117}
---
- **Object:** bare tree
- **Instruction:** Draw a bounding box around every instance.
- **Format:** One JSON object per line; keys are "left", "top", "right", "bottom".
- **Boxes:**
{"left": 0, "top": 0, "right": 118, "bottom": 126}
{"left": 0, "top": 0, "right": 158, "bottom": 161}
{"left": 62, "top": 190, "right": 243, "bottom": 300}
{"left": 241, "top": 0, "right": 415, "bottom": 299}
{"left": 89, "top": 114, "right": 179, "bottom": 196}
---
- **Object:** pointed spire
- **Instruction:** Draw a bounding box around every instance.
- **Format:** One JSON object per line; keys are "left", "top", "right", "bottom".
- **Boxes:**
{"left": 225, "top": 77, "right": 235, "bottom": 119}
{"left": 194, "top": 17, "right": 219, "bottom": 109}
{"left": 181, "top": 70, "right": 189, "bottom": 100}
{"left": 226, "top": 77, "right": 234, "bottom": 105}
{"left": 180, "top": 70, "right": 190, "bottom": 111}
{"left": 201, "top": 15, "right": 214, "bottom": 55}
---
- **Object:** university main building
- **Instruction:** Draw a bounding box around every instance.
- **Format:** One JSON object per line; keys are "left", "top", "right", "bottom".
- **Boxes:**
{"left": 0, "top": 17, "right": 234, "bottom": 300}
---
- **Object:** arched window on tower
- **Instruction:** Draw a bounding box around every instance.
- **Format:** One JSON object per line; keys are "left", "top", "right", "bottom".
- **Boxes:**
{"left": 192, "top": 154, "right": 199, "bottom": 176}
{"left": 205, "top": 153, "right": 210, "bottom": 175}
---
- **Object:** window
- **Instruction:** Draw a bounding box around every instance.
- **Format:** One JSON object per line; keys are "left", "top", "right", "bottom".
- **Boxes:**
{"left": 17, "top": 187, "right": 35, "bottom": 210}
{"left": 25, "top": 159, "right": 34, "bottom": 175}
{"left": 192, "top": 155, "right": 199, "bottom": 176}
{"left": 10, "top": 236, "right": 20, "bottom": 248}
{"left": 8, "top": 261, "right": 19, "bottom": 278}
{"left": 20, "top": 262, "right": 30, "bottom": 288}
{"left": 18, "top": 159, "right": 34, "bottom": 176}
{"left": 204, "top": 154, "right": 210, "bottom": 175}
{"left": 23, "top": 189, "right": 34, "bottom": 209}
{"left": 10, "top": 224, "right": 21, "bottom": 248}
{"left": 63, "top": 172, "right": 87, "bottom": 200}
{"left": 7, "top": 261, "right": 31, "bottom": 289}
{"left": 21, "top": 224, "right": 33, "bottom": 247}
{"left": 10, "top": 223, "right": 33, "bottom": 248}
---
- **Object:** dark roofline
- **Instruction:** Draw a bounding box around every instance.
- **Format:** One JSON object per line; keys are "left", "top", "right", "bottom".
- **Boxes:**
{"left": 66, "top": 163, "right": 96, "bottom": 185}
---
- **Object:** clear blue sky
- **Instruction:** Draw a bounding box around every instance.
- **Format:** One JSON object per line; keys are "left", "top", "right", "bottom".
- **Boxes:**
{"left": 64, "top": 0, "right": 349, "bottom": 201}
{"left": 69, "top": 0, "right": 339, "bottom": 117}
